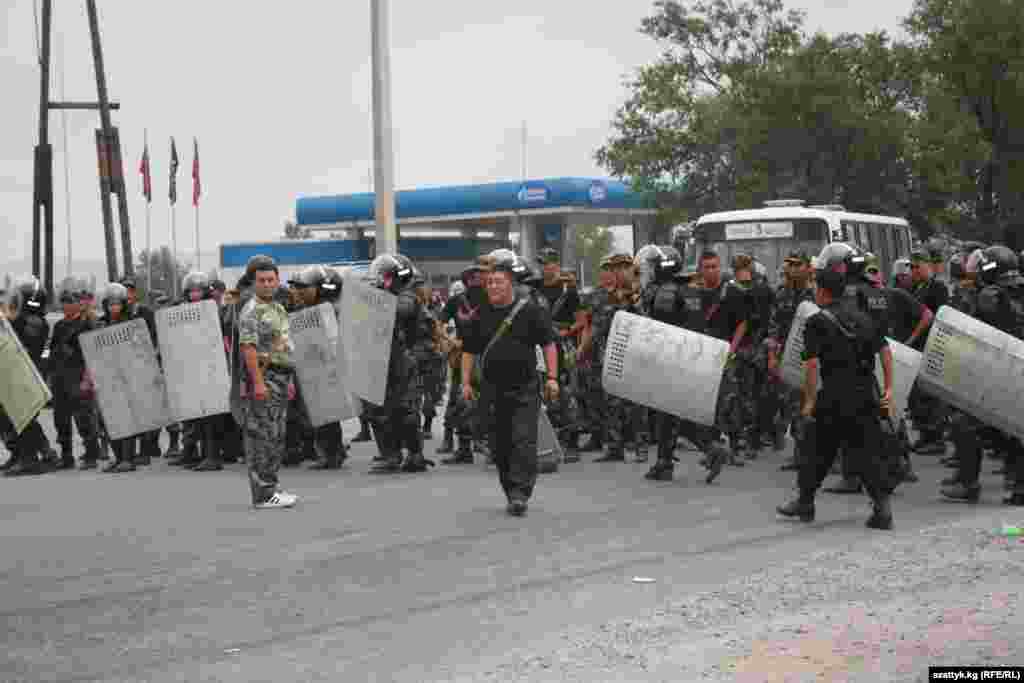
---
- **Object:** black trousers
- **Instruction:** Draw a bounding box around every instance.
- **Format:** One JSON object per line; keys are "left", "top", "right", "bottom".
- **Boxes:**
{"left": 798, "top": 392, "right": 890, "bottom": 501}
{"left": 0, "top": 409, "right": 47, "bottom": 464}
{"left": 954, "top": 412, "right": 1024, "bottom": 489}
{"left": 52, "top": 375, "right": 98, "bottom": 451}
{"left": 478, "top": 380, "right": 540, "bottom": 502}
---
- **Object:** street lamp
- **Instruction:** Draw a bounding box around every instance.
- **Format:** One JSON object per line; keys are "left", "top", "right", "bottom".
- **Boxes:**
{"left": 371, "top": 0, "right": 398, "bottom": 255}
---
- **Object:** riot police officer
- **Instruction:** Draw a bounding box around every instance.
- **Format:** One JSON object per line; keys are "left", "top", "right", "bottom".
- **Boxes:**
{"left": 907, "top": 248, "right": 950, "bottom": 455}
{"left": 287, "top": 265, "right": 348, "bottom": 470}
{"left": 2, "top": 278, "right": 60, "bottom": 475}
{"left": 49, "top": 277, "right": 104, "bottom": 470}
{"left": 941, "top": 245, "right": 1024, "bottom": 506}
{"left": 366, "top": 254, "right": 433, "bottom": 474}
{"left": 168, "top": 272, "right": 224, "bottom": 471}
{"left": 94, "top": 283, "right": 145, "bottom": 473}
{"left": 776, "top": 264, "right": 897, "bottom": 529}
{"left": 639, "top": 246, "right": 730, "bottom": 482}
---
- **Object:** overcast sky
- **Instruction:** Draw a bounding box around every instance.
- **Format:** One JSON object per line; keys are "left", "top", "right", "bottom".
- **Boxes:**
{"left": 1, "top": 0, "right": 913, "bottom": 272}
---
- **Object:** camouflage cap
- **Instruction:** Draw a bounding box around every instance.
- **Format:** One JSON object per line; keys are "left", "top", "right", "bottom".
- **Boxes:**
{"left": 536, "top": 247, "right": 560, "bottom": 265}
{"left": 784, "top": 249, "right": 811, "bottom": 264}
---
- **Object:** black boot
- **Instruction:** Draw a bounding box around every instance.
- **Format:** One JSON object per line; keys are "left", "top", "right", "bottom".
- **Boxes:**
{"left": 401, "top": 452, "right": 434, "bottom": 473}
{"left": 704, "top": 443, "right": 729, "bottom": 484}
{"left": 777, "top": 497, "right": 815, "bottom": 522}
{"left": 824, "top": 477, "right": 862, "bottom": 494}
{"left": 579, "top": 433, "right": 603, "bottom": 452}
{"left": 595, "top": 447, "right": 625, "bottom": 462}
{"left": 866, "top": 495, "right": 893, "bottom": 530}
{"left": 442, "top": 436, "right": 474, "bottom": 464}
{"left": 164, "top": 428, "right": 181, "bottom": 459}
{"left": 352, "top": 420, "right": 373, "bottom": 443}
{"left": 422, "top": 417, "right": 433, "bottom": 440}
{"left": 644, "top": 460, "right": 674, "bottom": 481}
{"left": 60, "top": 446, "right": 76, "bottom": 470}
{"left": 436, "top": 428, "right": 455, "bottom": 454}
{"left": 563, "top": 432, "right": 581, "bottom": 464}
{"left": 940, "top": 481, "right": 981, "bottom": 503}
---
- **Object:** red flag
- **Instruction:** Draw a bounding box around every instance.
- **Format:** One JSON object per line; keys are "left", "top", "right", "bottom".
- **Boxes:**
{"left": 139, "top": 142, "right": 152, "bottom": 203}
{"left": 192, "top": 138, "right": 201, "bottom": 207}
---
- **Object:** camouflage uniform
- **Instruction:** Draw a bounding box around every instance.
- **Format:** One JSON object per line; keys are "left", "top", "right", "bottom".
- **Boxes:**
{"left": 535, "top": 283, "right": 582, "bottom": 460}
{"left": 413, "top": 304, "right": 440, "bottom": 434}
{"left": 238, "top": 295, "right": 294, "bottom": 505}
{"left": 580, "top": 287, "right": 612, "bottom": 445}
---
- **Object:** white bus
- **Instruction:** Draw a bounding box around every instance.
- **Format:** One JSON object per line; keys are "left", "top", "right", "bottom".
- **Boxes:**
{"left": 686, "top": 200, "right": 914, "bottom": 285}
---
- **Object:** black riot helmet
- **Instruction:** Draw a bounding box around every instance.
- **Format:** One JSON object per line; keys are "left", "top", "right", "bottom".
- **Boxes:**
{"left": 817, "top": 242, "right": 867, "bottom": 280}
{"left": 11, "top": 276, "right": 48, "bottom": 315}
{"left": 493, "top": 253, "right": 533, "bottom": 284}
{"left": 181, "top": 271, "right": 213, "bottom": 301}
{"left": 977, "top": 245, "right": 1021, "bottom": 286}
{"left": 59, "top": 275, "right": 91, "bottom": 304}
{"left": 321, "top": 267, "right": 344, "bottom": 302}
{"left": 101, "top": 282, "right": 130, "bottom": 319}
{"left": 289, "top": 264, "right": 329, "bottom": 289}
{"left": 368, "top": 253, "right": 415, "bottom": 293}
{"left": 635, "top": 245, "right": 682, "bottom": 283}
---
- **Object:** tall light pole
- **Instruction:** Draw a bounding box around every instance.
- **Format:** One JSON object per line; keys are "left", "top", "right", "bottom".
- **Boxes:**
{"left": 371, "top": 0, "right": 398, "bottom": 255}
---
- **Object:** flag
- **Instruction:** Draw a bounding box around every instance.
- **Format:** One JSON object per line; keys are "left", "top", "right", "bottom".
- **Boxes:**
{"left": 169, "top": 137, "right": 179, "bottom": 205}
{"left": 192, "top": 138, "right": 201, "bottom": 207}
{"left": 139, "top": 141, "right": 152, "bottom": 203}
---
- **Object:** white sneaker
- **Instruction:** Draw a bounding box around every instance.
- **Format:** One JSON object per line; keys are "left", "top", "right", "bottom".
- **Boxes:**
{"left": 255, "top": 492, "right": 297, "bottom": 509}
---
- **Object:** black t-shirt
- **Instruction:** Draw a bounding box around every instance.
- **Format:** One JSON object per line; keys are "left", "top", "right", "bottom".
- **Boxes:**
{"left": 462, "top": 297, "right": 555, "bottom": 388}
{"left": 705, "top": 281, "right": 749, "bottom": 342}
{"left": 884, "top": 286, "right": 925, "bottom": 343}
{"left": 539, "top": 284, "right": 580, "bottom": 325}
{"left": 803, "top": 301, "right": 887, "bottom": 393}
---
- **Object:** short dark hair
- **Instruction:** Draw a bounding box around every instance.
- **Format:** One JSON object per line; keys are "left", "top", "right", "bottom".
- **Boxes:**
{"left": 700, "top": 250, "right": 719, "bottom": 264}
{"left": 817, "top": 269, "right": 846, "bottom": 297}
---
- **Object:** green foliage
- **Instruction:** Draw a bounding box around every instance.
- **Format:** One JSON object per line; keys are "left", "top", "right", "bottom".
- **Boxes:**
{"left": 598, "top": 0, "right": 1024, "bottom": 244}
{"left": 573, "top": 224, "right": 615, "bottom": 288}
{"left": 134, "top": 246, "right": 189, "bottom": 303}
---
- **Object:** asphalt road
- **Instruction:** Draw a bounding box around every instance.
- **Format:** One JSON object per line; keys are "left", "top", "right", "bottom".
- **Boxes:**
{"left": 1, "top": 411, "right": 1019, "bottom": 682}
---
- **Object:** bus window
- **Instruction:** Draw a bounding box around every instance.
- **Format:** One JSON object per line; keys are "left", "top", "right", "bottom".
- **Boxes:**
{"left": 693, "top": 218, "right": 829, "bottom": 286}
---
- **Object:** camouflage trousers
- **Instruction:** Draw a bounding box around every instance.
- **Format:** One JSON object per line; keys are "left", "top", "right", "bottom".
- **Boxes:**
{"left": 579, "top": 360, "right": 606, "bottom": 439}
{"left": 443, "top": 363, "right": 473, "bottom": 437}
{"left": 366, "top": 352, "right": 423, "bottom": 462}
{"left": 908, "top": 381, "right": 950, "bottom": 440}
{"left": 716, "top": 348, "right": 759, "bottom": 448}
{"left": 544, "top": 339, "right": 581, "bottom": 447}
{"left": 605, "top": 393, "right": 649, "bottom": 457}
{"left": 417, "top": 356, "right": 444, "bottom": 421}
{"left": 244, "top": 367, "right": 292, "bottom": 505}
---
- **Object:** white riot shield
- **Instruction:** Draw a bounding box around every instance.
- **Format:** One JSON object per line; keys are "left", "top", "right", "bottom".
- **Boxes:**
{"left": 290, "top": 303, "right": 356, "bottom": 426}
{"left": 339, "top": 276, "right": 396, "bottom": 406}
{"left": 80, "top": 319, "right": 173, "bottom": 440}
{"left": 919, "top": 305, "right": 1024, "bottom": 440}
{"left": 781, "top": 301, "right": 822, "bottom": 391}
{"left": 0, "top": 317, "right": 52, "bottom": 435}
{"left": 156, "top": 300, "right": 231, "bottom": 421}
{"left": 601, "top": 311, "right": 729, "bottom": 427}
{"left": 879, "top": 339, "right": 921, "bottom": 421}
{"left": 331, "top": 300, "right": 361, "bottom": 421}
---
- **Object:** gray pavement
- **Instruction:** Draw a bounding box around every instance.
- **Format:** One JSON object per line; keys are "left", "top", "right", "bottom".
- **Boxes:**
{"left": 1, "top": 409, "right": 1021, "bottom": 682}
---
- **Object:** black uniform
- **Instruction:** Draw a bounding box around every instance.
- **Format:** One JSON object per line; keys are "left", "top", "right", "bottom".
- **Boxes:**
{"left": 49, "top": 315, "right": 103, "bottom": 467}
{"left": 10, "top": 309, "right": 59, "bottom": 466}
{"left": 948, "top": 280, "right": 1024, "bottom": 500}
{"left": 367, "top": 285, "right": 431, "bottom": 472}
{"left": 463, "top": 294, "right": 554, "bottom": 505}
{"left": 786, "top": 299, "right": 895, "bottom": 526}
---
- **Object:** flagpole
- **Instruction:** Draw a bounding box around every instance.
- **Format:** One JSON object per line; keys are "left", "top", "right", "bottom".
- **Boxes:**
{"left": 171, "top": 204, "right": 177, "bottom": 277}
{"left": 144, "top": 129, "right": 152, "bottom": 300}
{"left": 195, "top": 203, "right": 200, "bottom": 271}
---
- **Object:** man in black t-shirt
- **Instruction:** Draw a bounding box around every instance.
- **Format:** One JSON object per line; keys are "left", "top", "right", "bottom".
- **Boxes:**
{"left": 462, "top": 261, "right": 559, "bottom": 516}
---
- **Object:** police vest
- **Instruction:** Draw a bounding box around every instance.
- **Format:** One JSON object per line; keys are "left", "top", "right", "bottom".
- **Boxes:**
{"left": 651, "top": 279, "right": 683, "bottom": 325}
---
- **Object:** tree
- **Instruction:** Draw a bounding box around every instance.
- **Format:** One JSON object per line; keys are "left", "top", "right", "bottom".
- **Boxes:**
{"left": 573, "top": 224, "right": 615, "bottom": 287}
{"left": 135, "top": 246, "right": 189, "bottom": 303}
{"left": 283, "top": 219, "right": 313, "bottom": 240}
{"left": 905, "top": 0, "right": 1024, "bottom": 246}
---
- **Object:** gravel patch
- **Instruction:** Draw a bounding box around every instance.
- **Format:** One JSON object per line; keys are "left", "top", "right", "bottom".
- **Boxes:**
{"left": 463, "top": 512, "right": 1023, "bottom": 682}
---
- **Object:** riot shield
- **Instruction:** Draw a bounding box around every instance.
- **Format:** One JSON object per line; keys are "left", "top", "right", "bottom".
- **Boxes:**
{"left": 156, "top": 300, "right": 231, "bottom": 421}
{"left": 227, "top": 299, "right": 246, "bottom": 426}
{"left": 919, "top": 305, "right": 1024, "bottom": 440}
{"left": 781, "top": 301, "right": 823, "bottom": 392}
{"left": 878, "top": 339, "right": 921, "bottom": 421}
{"left": 290, "top": 303, "right": 356, "bottom": 426}
{"left": 339, "top": 275, "right": 396, "bottom": 406}
{"left": 601, "top": 311, "right": 729, "bottom": 428}
{"left": 0, "top": 317, "right": 52, "bottom": 435}
{"left": 80, "top": 319, "right": 173, "bottom": 440}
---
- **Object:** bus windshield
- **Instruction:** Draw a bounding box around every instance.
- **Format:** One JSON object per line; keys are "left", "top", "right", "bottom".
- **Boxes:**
{"left": 692, "top": 218, "right": 829, "bottom": 285}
